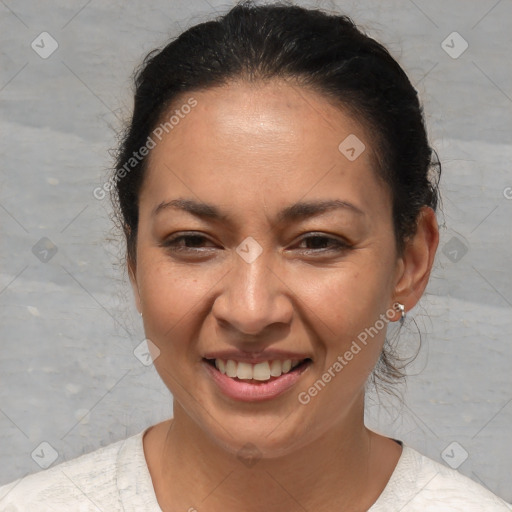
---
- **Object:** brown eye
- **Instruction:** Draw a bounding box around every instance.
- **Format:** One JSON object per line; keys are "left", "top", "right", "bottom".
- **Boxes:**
{"left": 296, "top": 234, "right": 351, "bottom": 253}
{"left": 161, "top": 233, "right": 217, "bottom": 252}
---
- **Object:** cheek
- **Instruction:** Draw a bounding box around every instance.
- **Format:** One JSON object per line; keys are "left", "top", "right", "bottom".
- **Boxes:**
{"left": 294, "top": 260, "right": 395, "bottom": 398}
{"left": 296, "top": 261, "right": 392, "bottom": 334}
{"left": 297, "top": 268, "right": 392, "bottom": 408}
{"left": 137, "top": 253, "right": 215, "bottom": 341}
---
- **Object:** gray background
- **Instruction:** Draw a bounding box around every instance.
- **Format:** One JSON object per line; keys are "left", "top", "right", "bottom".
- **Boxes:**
{"left": 1, "top": 0, "right": 511, "bottom": 504}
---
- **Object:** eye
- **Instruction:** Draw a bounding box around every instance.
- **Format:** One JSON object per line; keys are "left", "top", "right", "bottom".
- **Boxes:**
{"left": 160, "top": 232, "right": 351, "bottom": 256}
{"left": 161, "top": 232, "right": 217, "bottom": 253}
{"left": 295, "top": 233, "right": 351, "bottom": 254}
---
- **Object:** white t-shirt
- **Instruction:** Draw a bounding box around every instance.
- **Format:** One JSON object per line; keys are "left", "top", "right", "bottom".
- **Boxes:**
{"left": 0, "top": 427, "right": 510, "bottom": 511}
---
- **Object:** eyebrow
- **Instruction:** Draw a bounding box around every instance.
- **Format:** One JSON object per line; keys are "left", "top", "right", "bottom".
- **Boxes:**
{"left": 152, "top": 197, "right": 364, "bottom": 223}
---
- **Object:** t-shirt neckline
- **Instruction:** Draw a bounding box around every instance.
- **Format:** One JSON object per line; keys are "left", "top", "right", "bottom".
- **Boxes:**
{"left": 117, "top": 427, "right": 411, "bottom": 511}
{"left": 117, "top": 426, "right": 163, "bottom": 511}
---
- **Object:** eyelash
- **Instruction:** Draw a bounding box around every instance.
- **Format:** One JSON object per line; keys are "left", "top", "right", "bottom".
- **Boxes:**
{"left": 161, "top": 232, "right": 351, "bottom": 255}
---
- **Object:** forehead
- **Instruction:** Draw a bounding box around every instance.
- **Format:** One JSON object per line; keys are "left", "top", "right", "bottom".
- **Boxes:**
{"left": 140, "top": 79, "right": 389, "bottom": 219}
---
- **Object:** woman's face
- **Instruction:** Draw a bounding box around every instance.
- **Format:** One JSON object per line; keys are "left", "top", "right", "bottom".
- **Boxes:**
{"left": 130, "top": 79, "right": 407, "bottom": 456}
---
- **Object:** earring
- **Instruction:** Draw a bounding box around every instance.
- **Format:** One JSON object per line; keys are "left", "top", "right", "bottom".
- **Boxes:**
{"left": 139, "top": 311, "right": 143, "bottom": 317}
{"left": 394, "top": 302, "right": 406, "bottom": 324}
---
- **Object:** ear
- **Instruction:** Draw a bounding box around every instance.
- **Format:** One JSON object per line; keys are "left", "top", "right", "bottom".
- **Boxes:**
{"left": 393, "top": 206, "right": 439, "bottom": 314}
{"left": 128, "top": 257, "right": 142, "bottom": 314}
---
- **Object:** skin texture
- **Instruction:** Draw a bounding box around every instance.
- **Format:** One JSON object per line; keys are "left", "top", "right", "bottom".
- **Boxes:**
{"left": 128, "top": 79, "right": 439, "bottom": 511}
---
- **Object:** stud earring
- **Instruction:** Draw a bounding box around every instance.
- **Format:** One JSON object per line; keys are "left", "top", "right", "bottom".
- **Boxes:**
{"left": 394, "top": 302, "right": 406, "bottom": 324}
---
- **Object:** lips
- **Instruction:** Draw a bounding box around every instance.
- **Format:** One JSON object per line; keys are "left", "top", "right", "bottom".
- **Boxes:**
{"left": 202, "top": 355, "right": 312, "bottom": 402}
{"left": 202, "top": 349, "right": 312, "bottom": 365}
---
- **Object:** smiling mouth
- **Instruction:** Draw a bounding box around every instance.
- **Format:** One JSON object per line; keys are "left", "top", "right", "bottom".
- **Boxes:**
{"left": 203, "top": 358, "right": 312, "bottom": 382}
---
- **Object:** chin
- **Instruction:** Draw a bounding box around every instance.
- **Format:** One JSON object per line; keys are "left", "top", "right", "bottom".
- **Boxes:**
{"left": 198, "top": 407, "right": 317, "bottom": 460}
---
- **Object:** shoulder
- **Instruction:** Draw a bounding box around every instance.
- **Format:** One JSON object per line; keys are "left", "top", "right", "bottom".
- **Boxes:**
{"left": 0, "top": 432, "right": 143, "bottom": 512}
{"left": 370, "top": 444, "right": 512, "bottom": 511}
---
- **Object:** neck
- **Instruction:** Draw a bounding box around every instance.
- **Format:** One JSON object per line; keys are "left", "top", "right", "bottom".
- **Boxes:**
{"left": 146, "top": 398, "right": 399, "bottom": 511}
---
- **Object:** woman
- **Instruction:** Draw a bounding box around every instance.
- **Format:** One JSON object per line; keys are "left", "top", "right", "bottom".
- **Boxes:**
{"left": 1, "top": 1, "right": 510, "bottom": 510}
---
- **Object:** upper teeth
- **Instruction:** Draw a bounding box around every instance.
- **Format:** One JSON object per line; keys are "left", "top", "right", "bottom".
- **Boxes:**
{"left": 214, "top": 359, "right": 302, "bottom": 381}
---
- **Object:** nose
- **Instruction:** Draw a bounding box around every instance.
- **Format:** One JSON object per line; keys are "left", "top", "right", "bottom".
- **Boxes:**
{"left": 212, "top": 245, "right": 293, "bottom": 338}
